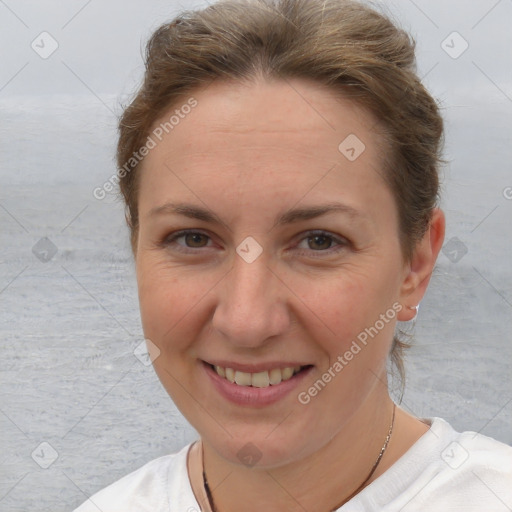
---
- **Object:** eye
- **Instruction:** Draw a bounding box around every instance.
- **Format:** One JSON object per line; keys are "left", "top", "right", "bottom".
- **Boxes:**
{"left": 294, "top": 230, "right": 349, "bottom": 256}
{"left": 162, "top": 229, "right": 349, "bottom": 257}
{"left": 163, "top": 230, "right": 213, "bottom": 253}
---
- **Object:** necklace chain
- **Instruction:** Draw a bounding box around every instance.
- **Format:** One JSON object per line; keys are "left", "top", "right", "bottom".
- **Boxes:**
{"left": 202, "top": 403, "right": 396, "bottom": 512}
{"left": 330, "top": 403, "right": 396, "bottom": 509}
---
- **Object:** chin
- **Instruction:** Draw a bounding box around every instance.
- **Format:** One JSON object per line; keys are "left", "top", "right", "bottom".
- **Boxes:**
{"left": 202, "top": 423, "right": 317, "bottom": 470}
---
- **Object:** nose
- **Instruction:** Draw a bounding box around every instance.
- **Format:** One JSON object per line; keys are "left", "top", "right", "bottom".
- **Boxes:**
{"left": 211, "top": 252, "right": 291, "bottom": 349}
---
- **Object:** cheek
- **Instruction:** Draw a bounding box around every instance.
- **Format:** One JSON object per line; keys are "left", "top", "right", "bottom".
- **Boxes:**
{"left": 293, "top": 269, "right": 378, "bottom": 339}
{"left": 136, "top": 259, "right": 206, "bottom": 351}
{"left": 295, "top": 266, "right": 398, "bottom": 367}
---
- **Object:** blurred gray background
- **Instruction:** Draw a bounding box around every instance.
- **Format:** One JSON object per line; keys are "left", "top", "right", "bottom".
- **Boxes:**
{"left": 1, "top": 0, "right": 511, "bottom": 510}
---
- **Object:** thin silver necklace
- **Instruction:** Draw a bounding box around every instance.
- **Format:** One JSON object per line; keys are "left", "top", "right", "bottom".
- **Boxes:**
{"left": 202, "top": 403, "right": 396, "bottom": 511}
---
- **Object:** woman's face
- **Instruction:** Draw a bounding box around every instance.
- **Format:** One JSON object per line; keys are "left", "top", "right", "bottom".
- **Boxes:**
{"left": 135, "top": 78, "right": 412, "bottom": 467}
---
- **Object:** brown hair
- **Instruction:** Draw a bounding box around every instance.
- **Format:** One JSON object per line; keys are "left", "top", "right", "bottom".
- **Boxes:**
{"left": 116, "top": 0, "right": 444, "bottom": 391}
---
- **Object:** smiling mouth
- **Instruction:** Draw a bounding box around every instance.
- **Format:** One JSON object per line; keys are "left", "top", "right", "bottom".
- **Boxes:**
{"left": 207, "top": 363, "right": 312, "bottom": 388}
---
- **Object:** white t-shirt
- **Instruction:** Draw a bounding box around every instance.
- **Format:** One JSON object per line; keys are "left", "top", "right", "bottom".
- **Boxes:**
{"left": 73, "top": 417, "right": 512, "bottom": 511}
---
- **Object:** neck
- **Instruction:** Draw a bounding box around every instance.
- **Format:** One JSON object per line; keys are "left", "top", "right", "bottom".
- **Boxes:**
{"left": 199, "top": 391, "right": 408, "bottom": 512}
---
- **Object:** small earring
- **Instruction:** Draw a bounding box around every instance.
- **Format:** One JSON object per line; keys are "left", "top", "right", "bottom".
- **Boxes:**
{"left": 406, "top": 304, "right": 420, "bottom": 320}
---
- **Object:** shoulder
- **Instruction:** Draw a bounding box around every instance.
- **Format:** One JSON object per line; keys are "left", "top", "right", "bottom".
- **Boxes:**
{"left": 72, "top": 443, "right": 197, "bottom": 512}
{"left": 419, "top": 418, "right": 512, "bottom": 509}
{"left": 427, "top": 416, "right": 512, "bottom": 477}
{"left": 351, "top": 417, "right": 512, "bottom": 512}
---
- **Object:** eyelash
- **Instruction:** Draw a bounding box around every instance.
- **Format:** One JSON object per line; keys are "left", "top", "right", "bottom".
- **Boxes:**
{"left": 162, "top": 229, "right": 349, "bottom": 257}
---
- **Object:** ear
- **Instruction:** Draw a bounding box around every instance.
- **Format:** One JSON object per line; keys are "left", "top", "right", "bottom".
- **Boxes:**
{"left": 397, "top": 208, "right": 446, "bottom": 321}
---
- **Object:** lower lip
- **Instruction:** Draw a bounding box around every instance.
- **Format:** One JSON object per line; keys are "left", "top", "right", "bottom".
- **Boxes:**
{"left": 203, "top": 362, "right": 313, "bottom": 407}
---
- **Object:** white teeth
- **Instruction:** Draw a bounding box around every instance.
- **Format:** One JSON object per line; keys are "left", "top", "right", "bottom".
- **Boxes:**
{"left": 269, "top": 368, "right": 282, "bottom": 385}
{"left": 281, "top": 367, "right": 294, "bottom": 380}
{"left": 212, "top": 365, "right": 303, "bottom": 387}
{"left": 225, "top": 367, "right": 235, "bottom": 383}
{"left": 235, "top": 370, "right": 252, "bottom": 386}
{"left": 251, "top": 371, "right": 270, "bottom": 388}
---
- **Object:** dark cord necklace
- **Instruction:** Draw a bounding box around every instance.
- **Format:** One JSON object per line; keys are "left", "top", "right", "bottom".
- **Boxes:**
{"left": 202, "top": 403, "right": 396, "bottom": 512}
{"left": 203, "top": 469, "right": 217, "bottom": 511}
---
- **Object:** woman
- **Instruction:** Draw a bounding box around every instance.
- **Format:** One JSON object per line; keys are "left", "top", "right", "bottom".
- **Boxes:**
{"left": 74, "top": 0, "right": 512, "bottom": 510}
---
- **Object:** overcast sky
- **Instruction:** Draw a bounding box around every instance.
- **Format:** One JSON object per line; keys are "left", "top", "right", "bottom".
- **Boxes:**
{"left": 0, "top": 0, "right": 511, "bottom": 104}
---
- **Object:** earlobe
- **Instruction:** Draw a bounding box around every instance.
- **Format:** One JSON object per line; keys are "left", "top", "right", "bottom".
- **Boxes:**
{"left": 397, "top": 208, "right": 446, "bottom": 322}
{"left": 399, "top": 303, "right": 420, "bottom": 324}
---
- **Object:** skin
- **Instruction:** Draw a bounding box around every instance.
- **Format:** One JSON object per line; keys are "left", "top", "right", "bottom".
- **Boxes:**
{"left": 134, "top": 77, "right": 445, "bottom": 511}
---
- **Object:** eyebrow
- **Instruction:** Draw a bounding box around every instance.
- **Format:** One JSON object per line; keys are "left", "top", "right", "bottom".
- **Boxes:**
{"left": 148, "top": 201, "right": 367, "bottom": 227}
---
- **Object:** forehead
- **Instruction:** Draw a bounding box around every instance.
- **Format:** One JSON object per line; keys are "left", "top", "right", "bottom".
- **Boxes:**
{"left": 149, "top": 77, "right": 383, "bottom": 155}
{"left": 138, "top": 78, "right": 394, "bottom": 224}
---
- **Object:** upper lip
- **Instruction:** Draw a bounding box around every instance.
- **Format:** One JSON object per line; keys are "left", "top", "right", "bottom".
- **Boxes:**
{"left": 203, "top": 360, "right": 311, "bottom": 373}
